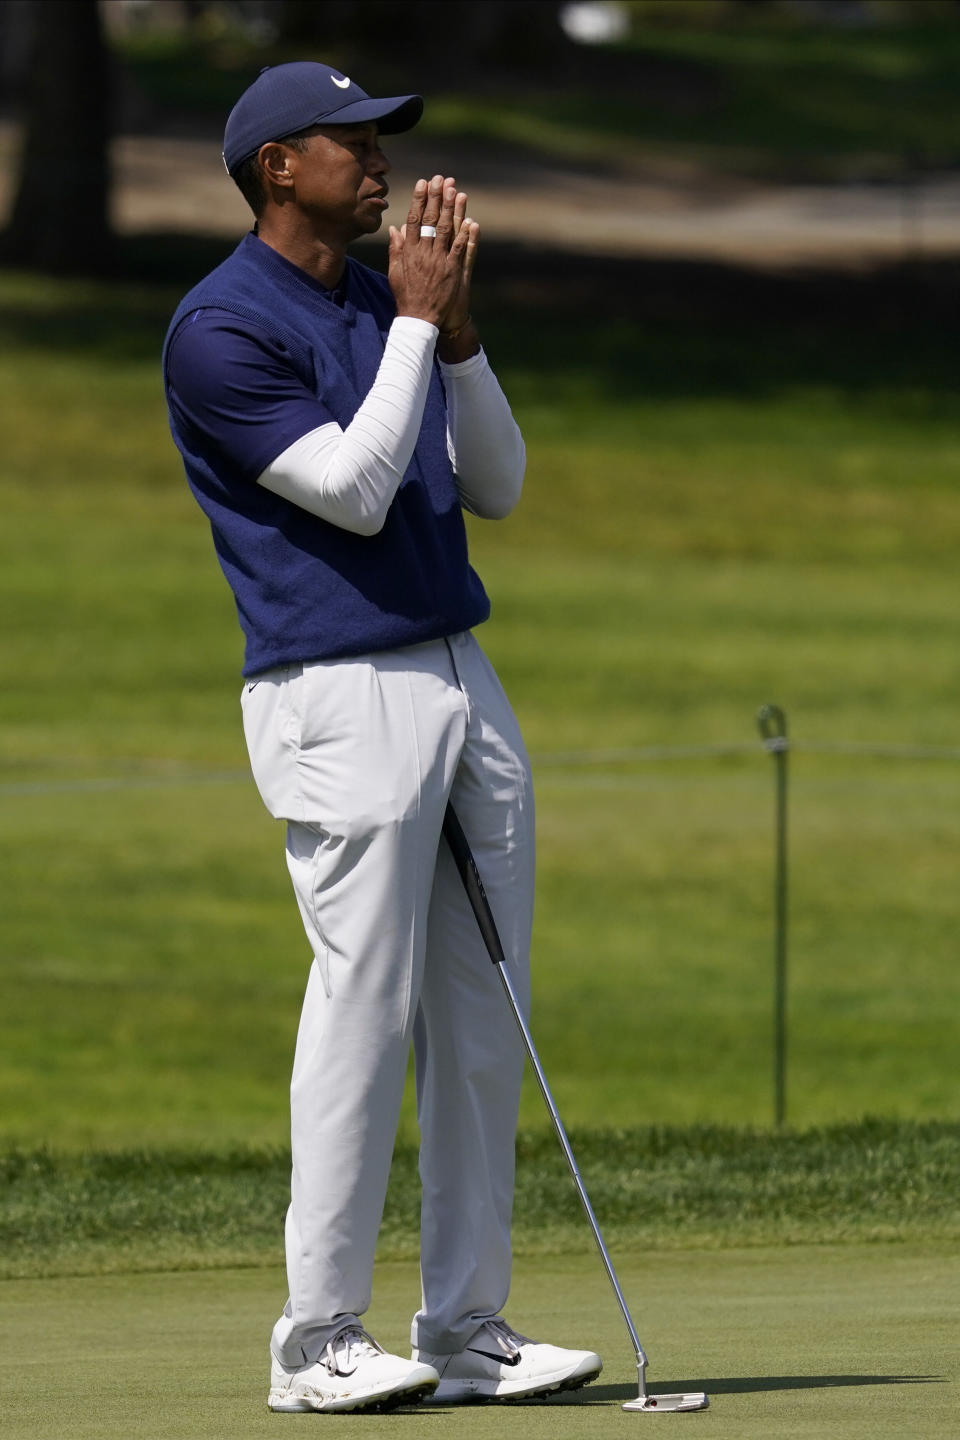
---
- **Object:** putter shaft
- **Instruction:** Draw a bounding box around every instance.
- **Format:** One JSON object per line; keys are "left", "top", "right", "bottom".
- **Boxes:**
{"left": 442, "top": 803, "right": 709, "bottom": 1413}
{"left": 493, "top": 955, "right": 650, "bottom": 1386}
{"left": 441, "top": 805, "right": 649, "bottom": 1382}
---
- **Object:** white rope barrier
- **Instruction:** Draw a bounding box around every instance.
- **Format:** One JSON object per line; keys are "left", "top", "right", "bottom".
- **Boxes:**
{"left": 1, "top": 740, "right": 959, "bottom": 798}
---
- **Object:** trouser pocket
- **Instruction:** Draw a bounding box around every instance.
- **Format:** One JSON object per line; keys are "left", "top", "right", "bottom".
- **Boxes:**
{"left": 240, "top": 664, "right": 304, "bottom": 820}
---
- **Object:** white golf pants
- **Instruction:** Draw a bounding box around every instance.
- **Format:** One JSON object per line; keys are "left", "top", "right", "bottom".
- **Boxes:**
{"left": 240, "top": 631, "right": 533, "bottom": 1364}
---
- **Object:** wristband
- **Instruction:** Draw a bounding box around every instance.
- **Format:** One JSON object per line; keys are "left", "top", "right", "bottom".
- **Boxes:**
{"left": 440, "top": 315, "right": 472, "bottom": 340}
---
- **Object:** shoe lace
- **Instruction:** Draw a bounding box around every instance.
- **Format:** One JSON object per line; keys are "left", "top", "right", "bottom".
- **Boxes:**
{"left": 476, "top": 1317, "right": 532, "bottom": 1359}
{"left": 322, "top": 1325, "right": 383, "bottom": 1377}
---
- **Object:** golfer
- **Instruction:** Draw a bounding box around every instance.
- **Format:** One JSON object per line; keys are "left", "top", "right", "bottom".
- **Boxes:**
{"left": 163, "top": 61, "right": 601, "bottom": 1413}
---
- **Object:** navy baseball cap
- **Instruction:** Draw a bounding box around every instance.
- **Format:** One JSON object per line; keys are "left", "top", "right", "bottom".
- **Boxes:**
{"left": 222, "top": 61, "right": 423, "bottom": 176}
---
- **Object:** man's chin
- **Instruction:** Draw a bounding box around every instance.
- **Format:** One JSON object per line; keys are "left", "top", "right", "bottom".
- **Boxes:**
{"left": 344, "top": 214, "right": 384, "bottom": 244}
{"left": 357, "top": 197, "right": 389, "bottom": 232}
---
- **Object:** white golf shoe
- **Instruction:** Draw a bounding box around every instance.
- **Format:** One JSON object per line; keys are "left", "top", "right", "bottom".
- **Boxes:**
{"left": 268, "top": 1325, "right": 439, "bottom": 1413}
{"left": 414, "top": 1317, "right": 602, "bottom": 1403}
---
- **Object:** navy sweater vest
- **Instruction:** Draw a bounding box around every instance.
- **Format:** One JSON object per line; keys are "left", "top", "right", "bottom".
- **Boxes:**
{"left": 163, "top": 234, "right": 490, "bottom": 676}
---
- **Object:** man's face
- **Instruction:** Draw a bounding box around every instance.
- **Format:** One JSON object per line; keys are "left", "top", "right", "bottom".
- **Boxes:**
{"left": 285, "top": 122, "right": 391, "bottom": 240}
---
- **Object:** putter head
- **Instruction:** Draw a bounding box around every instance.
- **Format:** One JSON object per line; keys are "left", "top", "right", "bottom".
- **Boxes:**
{"left": 623, "top": 1391, "right": 709, "bottom": 1413}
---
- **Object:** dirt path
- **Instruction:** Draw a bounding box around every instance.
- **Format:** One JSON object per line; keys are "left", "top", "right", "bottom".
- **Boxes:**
{"left": 2, "top": 121, "right": 959, "bottom": 266}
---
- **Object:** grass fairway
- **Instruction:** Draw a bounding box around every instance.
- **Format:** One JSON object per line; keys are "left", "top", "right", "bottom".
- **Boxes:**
{"left": 1, "top": 252, "right": 959, "bottom": 1141}
{"left": 1, "top": 1247, "right": 954, "bottom": 1438}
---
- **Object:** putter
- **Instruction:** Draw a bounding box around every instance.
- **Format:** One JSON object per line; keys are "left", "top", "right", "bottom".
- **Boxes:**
{"left": 442, "top": 803, "right": 708, "bottom": 1415}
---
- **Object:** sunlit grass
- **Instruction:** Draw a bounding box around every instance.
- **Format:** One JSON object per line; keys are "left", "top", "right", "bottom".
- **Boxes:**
{"left": 0, "top": 252, "right": 958, "bottom": 1148}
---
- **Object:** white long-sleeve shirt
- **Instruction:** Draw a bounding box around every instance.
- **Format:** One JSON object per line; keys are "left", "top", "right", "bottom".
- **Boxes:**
{"left": 257, "top": 317, "right": 525, "bottom": 536}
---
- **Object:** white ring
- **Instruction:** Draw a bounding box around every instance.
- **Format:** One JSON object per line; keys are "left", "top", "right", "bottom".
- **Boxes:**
{"left": 420, "top": 225, "right": 437, "bottom": 238}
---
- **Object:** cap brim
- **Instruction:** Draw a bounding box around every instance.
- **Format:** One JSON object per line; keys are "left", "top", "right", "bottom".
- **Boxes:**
{"left": 315, "top": 93, "right": 423, "bottom": 135}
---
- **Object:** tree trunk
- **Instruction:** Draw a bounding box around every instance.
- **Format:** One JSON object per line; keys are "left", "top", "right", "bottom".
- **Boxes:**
{"left": 5, "top": 0, "right": 113, "bottom": 275}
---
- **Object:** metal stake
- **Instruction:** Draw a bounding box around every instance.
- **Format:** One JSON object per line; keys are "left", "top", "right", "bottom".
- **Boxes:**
{"left": 757, "top": 704, "right": 789, "bottom": 1129}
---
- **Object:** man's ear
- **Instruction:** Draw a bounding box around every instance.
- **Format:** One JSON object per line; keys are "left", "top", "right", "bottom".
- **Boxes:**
{"left": 259, "top": 142, "right": 296, "bottom": 189}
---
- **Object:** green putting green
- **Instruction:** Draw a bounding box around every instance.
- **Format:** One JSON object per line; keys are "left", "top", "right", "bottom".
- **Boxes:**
{"left": 1, "top": 1246, "right": 953, "bottom": 1438}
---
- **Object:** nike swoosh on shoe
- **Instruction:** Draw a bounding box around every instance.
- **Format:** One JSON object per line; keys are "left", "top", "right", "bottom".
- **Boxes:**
{"left": 467, "top": 1348, "right": 522, "bottom": 1366}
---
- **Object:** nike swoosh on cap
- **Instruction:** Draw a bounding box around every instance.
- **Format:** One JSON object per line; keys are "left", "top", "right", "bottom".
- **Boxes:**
{"left": 332, "top": 75, "right": 351, "bottom": 89}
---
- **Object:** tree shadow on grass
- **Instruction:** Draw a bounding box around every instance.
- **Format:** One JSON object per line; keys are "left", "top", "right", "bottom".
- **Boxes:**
{"left": 2, "top": 228, "right": 958, "bottom": 410}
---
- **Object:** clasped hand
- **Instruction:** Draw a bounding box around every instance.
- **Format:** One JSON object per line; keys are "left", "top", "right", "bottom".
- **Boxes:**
{"left": 388, "top": 174, "right": 478, "bottom": 333}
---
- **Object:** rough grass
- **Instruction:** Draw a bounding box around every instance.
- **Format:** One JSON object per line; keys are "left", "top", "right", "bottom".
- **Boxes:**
{"left": 2, "top": 1120, "right": 957, "bottom": 1281}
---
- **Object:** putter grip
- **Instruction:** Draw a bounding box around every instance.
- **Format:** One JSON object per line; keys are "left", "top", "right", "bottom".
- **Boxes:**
{"left": 442, "top": 804, "right": 509, "bottom": 969}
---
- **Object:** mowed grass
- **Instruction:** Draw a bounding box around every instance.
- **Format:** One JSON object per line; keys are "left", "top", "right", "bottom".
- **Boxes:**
{"left": 1, "top": 1247, "right": 956, "bottom": 1440}
{"left": 0, "top": 247, "right": 958, "bottom": 1149}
